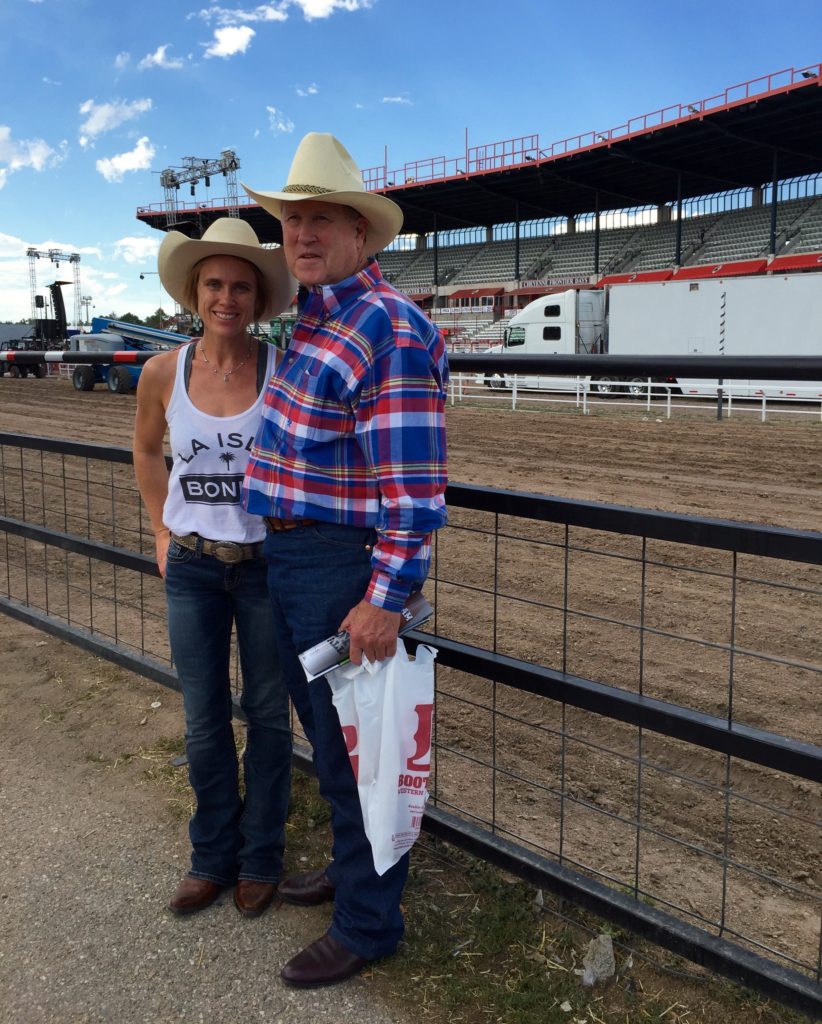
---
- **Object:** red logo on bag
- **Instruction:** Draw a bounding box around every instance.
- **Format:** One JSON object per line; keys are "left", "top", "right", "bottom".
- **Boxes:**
{"left": 341, "top": 724, "right": 359, "bottom": 781}
{"left": 406, "top": 703, "right": 433, "bottom": 773}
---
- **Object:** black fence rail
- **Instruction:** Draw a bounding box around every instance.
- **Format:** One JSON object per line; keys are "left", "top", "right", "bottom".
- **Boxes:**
{"left": 0, "top": 432, "right": 820, "bottom": 1018}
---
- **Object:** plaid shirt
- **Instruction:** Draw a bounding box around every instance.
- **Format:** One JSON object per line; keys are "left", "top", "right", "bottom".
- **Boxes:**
{"left": 243, "top": 259, "right": 448, "bottom": 611}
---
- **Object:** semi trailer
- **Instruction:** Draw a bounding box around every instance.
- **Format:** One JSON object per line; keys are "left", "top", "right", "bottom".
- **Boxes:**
{"left": 482, "top": 272, "right": 822, "bottom": 398}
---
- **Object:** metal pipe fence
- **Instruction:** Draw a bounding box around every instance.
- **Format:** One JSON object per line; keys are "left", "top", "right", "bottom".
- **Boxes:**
{"left": 448, "top": 373, "right": 822, "bottom": 422}
{"left": 0, "top": 432, "right": 820, "bottom": 1018}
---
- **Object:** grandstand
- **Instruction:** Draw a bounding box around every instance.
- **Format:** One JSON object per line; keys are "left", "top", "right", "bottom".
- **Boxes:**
{"left": 135, "top": 62, "right": 822, "bottom": 347}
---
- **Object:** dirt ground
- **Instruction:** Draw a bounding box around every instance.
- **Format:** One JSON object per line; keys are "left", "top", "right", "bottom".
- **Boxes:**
{"left": 0, "top": 375, "right": 820, "bottom": 1004}
{"left": 3, "top": 373, "right": 822, "bottom": 528}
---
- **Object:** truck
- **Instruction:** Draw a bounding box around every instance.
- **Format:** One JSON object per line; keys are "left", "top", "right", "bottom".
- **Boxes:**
{"left": 68, "top": 317, "right": 189, "bottom": 393}
{"left": 482, "top": 272, "right": 822, "bottom": 399}
{"left": 0, "top": 339, "right": 48, "bottom": 378}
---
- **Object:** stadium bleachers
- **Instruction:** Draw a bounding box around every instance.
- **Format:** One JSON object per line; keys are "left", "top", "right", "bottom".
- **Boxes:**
{"left": 785, "top": 196, "right": 822, "bottom": 253}
{"left": 449, "top": 237, "right": 552, "bottom": 284}
{"left": 393, "top": 241, "right": 486, "bottom": 290}
{"left": 378, "top": 194, "right": 822, "bottom": 312}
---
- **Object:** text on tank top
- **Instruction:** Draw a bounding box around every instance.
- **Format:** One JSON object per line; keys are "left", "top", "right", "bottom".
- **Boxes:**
{"left": 162, "top": 342, "right": 275, "bottom": 543}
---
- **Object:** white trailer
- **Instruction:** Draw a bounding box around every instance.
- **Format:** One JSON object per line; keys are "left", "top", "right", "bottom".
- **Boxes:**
{"left": 483, "top": 274, "right": 822, "bottom": 398}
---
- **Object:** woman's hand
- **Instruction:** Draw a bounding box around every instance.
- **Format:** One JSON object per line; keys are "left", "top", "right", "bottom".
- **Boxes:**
{"left": 154, "top": 527, "right": 171, "bottom": 578}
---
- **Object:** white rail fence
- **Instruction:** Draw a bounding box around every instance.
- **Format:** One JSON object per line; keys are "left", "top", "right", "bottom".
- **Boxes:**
{"left": 450, "top": 374, "right": 822, "bottom": 421}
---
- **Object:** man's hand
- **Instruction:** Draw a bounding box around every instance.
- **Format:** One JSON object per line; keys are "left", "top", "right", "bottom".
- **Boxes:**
{"left": 340, "top": 600, "right": 402, "bottom": 666}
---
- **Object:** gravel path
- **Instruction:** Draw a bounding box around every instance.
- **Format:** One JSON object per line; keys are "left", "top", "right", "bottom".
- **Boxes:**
{"left": 0, "top": 620, "right": 408, "bottom": 1024}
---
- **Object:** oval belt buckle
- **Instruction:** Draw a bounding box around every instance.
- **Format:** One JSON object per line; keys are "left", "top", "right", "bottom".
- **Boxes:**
{"left": 213, "top": 541, "right": 243, "bottom": 564}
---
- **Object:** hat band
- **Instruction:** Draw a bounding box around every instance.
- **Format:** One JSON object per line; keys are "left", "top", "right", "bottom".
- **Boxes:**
{"left": 281, "top": 184, "right": 336, "bottom": 195}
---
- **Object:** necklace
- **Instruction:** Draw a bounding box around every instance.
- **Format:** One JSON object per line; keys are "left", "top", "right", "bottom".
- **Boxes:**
{"left": 199, "top": 337, "right": 254, "bottom": 383}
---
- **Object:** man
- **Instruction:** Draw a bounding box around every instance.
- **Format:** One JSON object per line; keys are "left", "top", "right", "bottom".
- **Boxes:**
{"left": 241, "top": 133, "right": 448, "bottom": 988}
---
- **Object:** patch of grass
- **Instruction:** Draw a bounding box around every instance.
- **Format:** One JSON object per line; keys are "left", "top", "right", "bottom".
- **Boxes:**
{"left": 384, "top": 852, "right": 583, "bottom": 1024}
{"left": 137, "top": 765, "right": 808, "bottom": 1022}
{"left": 39, "top": 703, "right": 66, "bottom": 724}
{"left": 139, "top": 735, "right": 193, "bottom": 820}
{"left": 282, "top": 769, "right": 333, "bottom": 872}
{"left": 83, "top": 750, "right": 136, "bottom": 769}
{"left": 377, "top": 839, "right": 808, "bottom": 1024}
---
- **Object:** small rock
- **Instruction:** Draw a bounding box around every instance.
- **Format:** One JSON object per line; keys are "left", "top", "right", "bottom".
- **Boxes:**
{"left": 581, "top": 933, "right": 615, "bottom": 987}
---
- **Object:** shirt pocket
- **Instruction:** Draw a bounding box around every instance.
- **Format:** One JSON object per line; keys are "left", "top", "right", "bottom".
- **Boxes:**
{"left": 284, "top": 367, "right": 352, "bottom": 453}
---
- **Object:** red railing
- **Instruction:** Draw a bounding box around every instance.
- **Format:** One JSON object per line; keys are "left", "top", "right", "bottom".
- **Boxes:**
{"left": 137, "top": 64, "right": 821, "bottom": 215}
{"left": 365, "top": 63, "right": 821, "bottom": 191}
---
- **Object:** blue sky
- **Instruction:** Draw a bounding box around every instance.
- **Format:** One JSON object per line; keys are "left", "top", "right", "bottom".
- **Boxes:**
{"left": 1, "top": 0, "right": 821, "bottom": 324}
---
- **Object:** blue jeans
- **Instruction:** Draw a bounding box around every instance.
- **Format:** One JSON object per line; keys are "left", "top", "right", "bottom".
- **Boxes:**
{"left": 263, "top": 522, "right": 409, "bottom": 961}
{"left": 165, "top": 539, "right": 291, "bottom": 886}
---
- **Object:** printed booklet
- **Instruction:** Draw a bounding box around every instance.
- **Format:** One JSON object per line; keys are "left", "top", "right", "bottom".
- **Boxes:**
{"left": 298, "top": 591, "right": 433, "bottom": 682}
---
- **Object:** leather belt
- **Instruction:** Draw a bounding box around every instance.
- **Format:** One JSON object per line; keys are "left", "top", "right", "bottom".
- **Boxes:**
{"left": 264, "top": 516, "right": 319, "bottom": 532}
{"left": 170, "top": 532, "right": 263, "bottom": 564}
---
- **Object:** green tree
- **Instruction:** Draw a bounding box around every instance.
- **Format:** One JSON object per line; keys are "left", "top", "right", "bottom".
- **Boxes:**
{"left": 145, "top": 307, "right": 170, "bottom": 329}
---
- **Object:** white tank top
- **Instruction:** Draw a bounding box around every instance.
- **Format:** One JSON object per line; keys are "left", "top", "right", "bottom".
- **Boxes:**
{"left": 162, "top": 342, "right": 276, "bottom": 542}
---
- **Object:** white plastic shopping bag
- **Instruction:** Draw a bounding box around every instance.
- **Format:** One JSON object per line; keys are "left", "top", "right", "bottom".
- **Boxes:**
{"left": 325, "top": 639, "right": 436, "bottom": 876}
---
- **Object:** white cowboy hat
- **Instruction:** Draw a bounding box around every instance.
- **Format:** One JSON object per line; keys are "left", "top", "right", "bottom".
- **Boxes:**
{"left": 157, "top": 217, "right": 294, "bottom": 320}
{"left": 242, "top": 132, "right": 404, "bottom": 255}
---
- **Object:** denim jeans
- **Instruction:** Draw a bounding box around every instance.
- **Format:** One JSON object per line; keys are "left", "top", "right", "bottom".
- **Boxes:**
{"left": 263, "top": 522, "right": 409, "bottom": 961}
{"left": 165, "top": 539, "right": 291, "bottom": 886}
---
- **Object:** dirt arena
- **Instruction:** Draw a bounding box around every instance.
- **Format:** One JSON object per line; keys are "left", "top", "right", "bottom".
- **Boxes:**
{"left": 2, "top": 374, "right": 822, "bottom": 529}
{"left": 0, "top": 374, "right": 820, "bottom": 989}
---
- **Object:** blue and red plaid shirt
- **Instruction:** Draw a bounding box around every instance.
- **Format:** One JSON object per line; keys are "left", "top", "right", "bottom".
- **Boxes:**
{"left": 243, "top": 259, "right": 448, "bottom": 611}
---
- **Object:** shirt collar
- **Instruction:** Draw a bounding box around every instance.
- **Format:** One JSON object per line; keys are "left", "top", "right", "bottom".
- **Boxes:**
{"left": 298, "top": 258, "right": 382, "bottom": 319}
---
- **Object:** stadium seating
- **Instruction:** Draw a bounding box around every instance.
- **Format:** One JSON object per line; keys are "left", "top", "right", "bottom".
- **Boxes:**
{"left": 377, "top": 193, "right": 822, "bottom": 313}
{"left": 785, "top": 197, "right": 822, "bottom": 253}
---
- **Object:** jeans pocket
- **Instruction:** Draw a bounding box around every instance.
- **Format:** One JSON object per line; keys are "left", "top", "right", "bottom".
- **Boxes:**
{"left": 167, "top": 537, "right": 195, "bottom": 563}
{"left": 308, "top": 523, "right": 375, "bottom": 550}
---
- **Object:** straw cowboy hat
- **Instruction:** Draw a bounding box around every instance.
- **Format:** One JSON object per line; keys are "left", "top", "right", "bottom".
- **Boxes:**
{"left": 242, "top": 133, "right": 404, "bottom": 255}
{"left": 157, "top": 217, "right": 294, "bottom": 319}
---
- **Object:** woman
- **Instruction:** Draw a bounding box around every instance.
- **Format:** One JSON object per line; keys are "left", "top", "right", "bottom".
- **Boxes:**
{"left": 133, "top": 218, "right": 294, "bottom": 919}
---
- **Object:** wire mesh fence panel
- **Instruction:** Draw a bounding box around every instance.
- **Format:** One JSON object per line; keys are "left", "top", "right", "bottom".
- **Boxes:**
{"left": 1, "top": 433, "right": 820, "bottom": 1014}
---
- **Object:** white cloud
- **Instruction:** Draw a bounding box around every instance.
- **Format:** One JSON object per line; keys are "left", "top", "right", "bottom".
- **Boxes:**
{"left": 0, "top": 231, "right": 27, "bottom": 258}
{"left": 138, "top": 45, "right": 185, "bottom": 70}
{"left": 193, "top": 0, "right": 371, "bottom": 25}
{"left": 296, "top": 82, "right": 318, "bottom": 97}
{"left": 294, "top": 0, "right": 372, "bottom": 18}
{"left": 0, "top": 126, "right": 65, "bottom": 189}
{"left": 78, "top": 98, "right": 152, "bottom": 148}
{"left": 266, "top": 107, "right": 295, "bottom": 134}
{"left": 96, "top": 137, "right": 155, "bottom": 183}
{"left": 204, "top": 25, "right": 255, "bottom": 57}
{"left": 113, "top": 236, "right": 161, "bottom": 265}
{"left": 382, "top": 94, "right": 412, "bottom": 105}
{"left": 0, "top": 233, "right": 106, "bottom": 322}
{"left": 42, "top": 77, "right": 61, "bottom": 87}
{"left": 193, "top": 3, "right": 288, "bottom": 25}
{"left": 114, "top": 52, "right": 131, "bottom": 70}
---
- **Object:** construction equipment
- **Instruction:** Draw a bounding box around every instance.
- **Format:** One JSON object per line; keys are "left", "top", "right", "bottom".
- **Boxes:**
{"left": 67, "top": 317, "right": 188, "bottom": 393}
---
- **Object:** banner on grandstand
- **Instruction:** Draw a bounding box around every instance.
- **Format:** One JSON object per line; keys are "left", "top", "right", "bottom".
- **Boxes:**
{"left": 520, "top": 275, "right": 592, "bottom": 288}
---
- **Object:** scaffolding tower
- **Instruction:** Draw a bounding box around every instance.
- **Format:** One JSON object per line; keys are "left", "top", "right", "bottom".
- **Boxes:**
{"left": 159, "top": 150, "right": 241, "bottom": 229}
{"left": 26, "top": 248, "right": 81, "bottom": 327}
